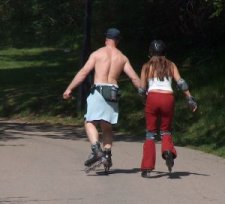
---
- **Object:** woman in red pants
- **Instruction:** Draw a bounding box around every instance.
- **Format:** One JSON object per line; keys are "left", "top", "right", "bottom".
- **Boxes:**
{"left": 138, "top": 40, "right": 197, "bottom": 177}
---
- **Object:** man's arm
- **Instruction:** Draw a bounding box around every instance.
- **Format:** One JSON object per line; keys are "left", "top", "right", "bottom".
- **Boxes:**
{"left": 140, "top": 63, "right": 148, "bottom": 89}
{"left": 63, "top": 53, "right": 95, "bottom": 99}
{"left": 136, "top": 63, "right": 148, "bottom": 96}
{"left": 123, "top": 58, "right": 141, "bottom": 89}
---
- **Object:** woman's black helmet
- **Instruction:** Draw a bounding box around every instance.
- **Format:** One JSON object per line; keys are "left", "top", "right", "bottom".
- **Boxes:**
{"left": 149, "top": 40, "right": 166, "bottom": 56}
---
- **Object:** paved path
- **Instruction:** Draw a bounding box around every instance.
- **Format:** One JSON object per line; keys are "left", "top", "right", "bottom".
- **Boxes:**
{"left": 1, "top": 119, "right": 225, "bottom": 204}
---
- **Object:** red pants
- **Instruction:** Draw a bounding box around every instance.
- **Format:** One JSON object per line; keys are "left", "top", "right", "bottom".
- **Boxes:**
{"left": 141, "top": 92, "right": 177, "bottom": 170}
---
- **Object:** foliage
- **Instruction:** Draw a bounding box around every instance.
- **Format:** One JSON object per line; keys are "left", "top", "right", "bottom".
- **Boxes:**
{"left": 206, "top": 0, "right": 224, "bottom": 18}
{"left": 0, "top": 0, "right": 224, "bottom": 47}
{"left": 0, "top": 0, "right": 84, "bottom": 47}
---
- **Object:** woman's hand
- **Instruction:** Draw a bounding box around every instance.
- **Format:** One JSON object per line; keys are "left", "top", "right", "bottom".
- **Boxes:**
{"left": 186, "top": 96, "right": 197, "bottom": 112}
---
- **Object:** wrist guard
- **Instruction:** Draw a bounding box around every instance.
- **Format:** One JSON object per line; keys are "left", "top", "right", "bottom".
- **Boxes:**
{"left": 186, "top": 96, "right": 197, "bottom": 111}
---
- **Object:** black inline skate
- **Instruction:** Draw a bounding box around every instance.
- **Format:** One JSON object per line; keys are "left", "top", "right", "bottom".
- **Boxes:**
{"left": 141, "top": 170, "right": 152, "bottom": 178}
{"left": 84, "top": 142, "right": 108, "bottom": 173}
{"left": 163, "top": 150, "right": 174, "bottom": 173}
{"left": 103, "top": 148, "right": 112, "bottom": 174}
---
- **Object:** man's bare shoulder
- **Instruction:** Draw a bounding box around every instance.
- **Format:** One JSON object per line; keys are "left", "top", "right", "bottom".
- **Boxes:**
{"left": 90, "top": 47, "right": 107, "bottom": 57}
{"left": 90, "top": 47, "right": 104, "bottom": 56}
{"left": 114, "top": 49, "right": 129, "bottom": 62}
{"left": 94, "top": 47, "right": 127, "bottom": 59}
{"left": 119, "top": 50, "right": 128, "bottom": 59}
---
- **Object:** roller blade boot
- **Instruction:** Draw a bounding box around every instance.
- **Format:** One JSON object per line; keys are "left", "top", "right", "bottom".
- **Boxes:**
{"left": 141, "top": 170, "right": 152, "bottom": 178}
{"left": 103, "top": 149, "right": 112, "bottom": 175}
{"left": 163, "top": 150, "right": 174, "bottom": 173}
{"left": 84, "top": 142, "right": 108, "bottom": 173}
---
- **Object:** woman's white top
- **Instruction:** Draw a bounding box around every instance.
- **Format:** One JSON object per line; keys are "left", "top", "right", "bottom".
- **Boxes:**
{"left": 148, "top": 77, "right": 173, "bottom": 92}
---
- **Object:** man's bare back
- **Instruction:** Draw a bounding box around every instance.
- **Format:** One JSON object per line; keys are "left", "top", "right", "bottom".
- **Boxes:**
{"left": 92, "top": 46, "right": 140, "bottom": 86}
{"left": 92, "top": 46, "right": 126, "bottom": 85}
{"left": 63, "top": 38, "right": 140, "bottom": 99}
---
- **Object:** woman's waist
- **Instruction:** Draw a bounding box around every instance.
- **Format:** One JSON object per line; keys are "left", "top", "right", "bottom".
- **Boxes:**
{"left": 148, "top": 89, "right": 173, "bottom": 94}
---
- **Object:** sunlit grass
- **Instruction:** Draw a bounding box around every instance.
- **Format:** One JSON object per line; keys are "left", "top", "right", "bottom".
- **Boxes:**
{"left": 0, "top": 47, "right": 81, "bottom": 125}
{"left": 0, "top": 47, "right": 78, "bottom": 69}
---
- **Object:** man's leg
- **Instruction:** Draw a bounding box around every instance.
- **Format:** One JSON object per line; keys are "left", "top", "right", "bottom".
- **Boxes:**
{"left": 100, "top": 120, "right": 113, "bottom": 149}
{"left": 84, "top": 121, "right": 106, "bottom": 168}
{"left": 100, "top": 121, "right": 113, "bottom": 168}
{"left": 85, "top": 121, "right": 99, "bottom": 144}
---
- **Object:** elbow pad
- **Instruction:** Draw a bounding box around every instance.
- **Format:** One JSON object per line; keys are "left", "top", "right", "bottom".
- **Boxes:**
{"left": 177, "top": 78, "right": 189, "bottom": 91}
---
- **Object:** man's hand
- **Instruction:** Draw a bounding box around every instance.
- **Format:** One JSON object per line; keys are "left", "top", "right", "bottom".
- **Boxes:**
{"left": 63, "top": 89, "right": 73, "bottom": 100}
{"left": 186, "top": 96, "right": 197, "bottom": 112}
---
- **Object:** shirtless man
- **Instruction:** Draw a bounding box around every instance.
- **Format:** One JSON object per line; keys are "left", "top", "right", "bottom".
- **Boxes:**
{"left": 63, "top": 28, "right": 141, "bottom": 172}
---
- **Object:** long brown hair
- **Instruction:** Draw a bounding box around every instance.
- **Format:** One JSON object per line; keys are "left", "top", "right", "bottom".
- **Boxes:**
{"left": 145, "top": 56, "right": 173, "bottom": 81}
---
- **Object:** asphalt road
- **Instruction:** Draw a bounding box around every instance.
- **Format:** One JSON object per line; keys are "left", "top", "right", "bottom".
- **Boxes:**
{"left": 1, "top": 119, "right": 225, "bottom": 204}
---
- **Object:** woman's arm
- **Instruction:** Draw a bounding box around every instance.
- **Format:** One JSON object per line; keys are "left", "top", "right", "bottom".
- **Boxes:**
{"left": 172, "top": 63, "right": 197, "bottom": 112}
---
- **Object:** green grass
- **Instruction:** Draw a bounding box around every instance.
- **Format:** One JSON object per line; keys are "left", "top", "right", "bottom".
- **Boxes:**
{"left": 0, "top": 47, "right": 83, "bottom": 125}
{"left": 172, "top": 46, "right": 225, "bottom": 158}
{"left": 0, "top": 46, "right": 225, "bottom": 158}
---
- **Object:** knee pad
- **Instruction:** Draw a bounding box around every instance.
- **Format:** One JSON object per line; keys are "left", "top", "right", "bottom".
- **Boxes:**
{"left": 146, "top": 131, "right": 157, "bottom": 140}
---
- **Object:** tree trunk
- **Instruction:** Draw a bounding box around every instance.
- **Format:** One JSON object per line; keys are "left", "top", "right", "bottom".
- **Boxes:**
{"left": 77, "top": 0, "right": 93, "bottom": 111}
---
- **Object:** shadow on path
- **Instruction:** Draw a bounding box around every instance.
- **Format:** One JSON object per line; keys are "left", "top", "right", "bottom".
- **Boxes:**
{"left": 140, "top": 170, "right": 210, "bottom": 179}
{"left": 87, "top": 168, "right": 209, "bottom": 179}
{"left": 0, "top": 119, "right": 144, "bottom": 142}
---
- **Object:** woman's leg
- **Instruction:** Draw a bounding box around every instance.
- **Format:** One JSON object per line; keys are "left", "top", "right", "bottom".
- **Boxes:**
{"left": 141, "top": 93, "right": 158, "bottom": 171}
{"left": 159, "top": 94, "right": 177, "bottom": 159}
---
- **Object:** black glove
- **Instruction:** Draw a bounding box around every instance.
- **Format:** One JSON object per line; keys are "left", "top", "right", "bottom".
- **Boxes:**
{"left": 186, "top": 96, "right": 197, "bottom": 112}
